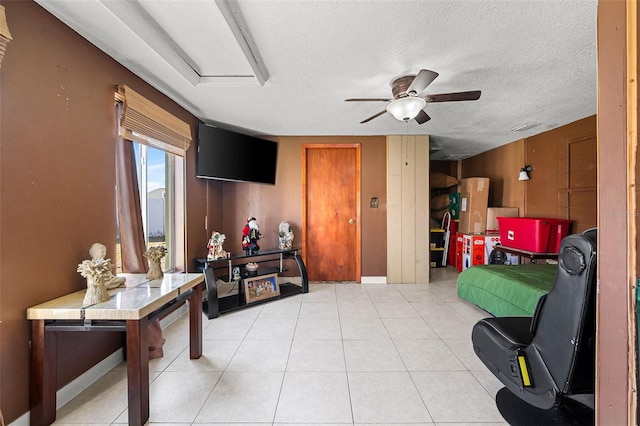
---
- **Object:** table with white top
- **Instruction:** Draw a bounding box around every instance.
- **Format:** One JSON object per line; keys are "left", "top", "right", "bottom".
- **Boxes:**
{"left": 26, "top": 273, "right": 204, "bottom": 426}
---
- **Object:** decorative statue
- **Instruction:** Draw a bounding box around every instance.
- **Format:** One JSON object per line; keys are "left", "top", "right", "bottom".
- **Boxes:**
{"left": 241, "top": 216, "right": 262, "bottom": 255}
{"left": 207, "top": 231, "right": 228, "bottom": 260}
{"left": 144, "top": 246, "right": 166, "bottom": 280}
{"left": 89, "top": 243, "right": 126, "bottom": 289}
{"left": 278, "top": 221, "right": 294, "bottom": 250}
{"left": 77, "top": 248, "right": 115, "bottom": 306}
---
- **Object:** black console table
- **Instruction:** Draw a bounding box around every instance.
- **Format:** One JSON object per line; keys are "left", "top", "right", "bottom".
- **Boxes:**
{"left": 195, "top": 247, "right": 308, "bottom": 318}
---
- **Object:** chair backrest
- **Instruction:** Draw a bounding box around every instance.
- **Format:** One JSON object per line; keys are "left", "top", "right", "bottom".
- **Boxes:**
{"left": 529, "top": 229, "right": 597, "bottom": 395}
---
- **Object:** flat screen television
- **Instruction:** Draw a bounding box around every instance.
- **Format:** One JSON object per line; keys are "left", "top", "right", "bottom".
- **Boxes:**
{"left": 196, "top": 123, "right": 278, "bottom": 185}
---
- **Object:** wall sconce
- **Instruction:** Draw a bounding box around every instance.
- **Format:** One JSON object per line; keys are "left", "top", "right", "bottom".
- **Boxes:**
{"left": 519, "top": 165, "right": 533, "bottom": 181}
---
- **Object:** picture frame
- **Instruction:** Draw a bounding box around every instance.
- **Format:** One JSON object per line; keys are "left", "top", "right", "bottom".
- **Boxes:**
{"left": 243, "top": 273, "right": 280, "bottom": 304}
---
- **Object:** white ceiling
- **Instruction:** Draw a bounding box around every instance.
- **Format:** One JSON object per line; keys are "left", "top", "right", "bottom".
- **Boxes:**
{"left": 36, "top": 0, "right": 598, "bottom": 160}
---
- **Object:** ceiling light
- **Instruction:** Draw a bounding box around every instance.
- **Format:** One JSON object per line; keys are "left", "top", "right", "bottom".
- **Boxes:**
{"left": 386, "top": 97, "right": 426, "bottom": 122}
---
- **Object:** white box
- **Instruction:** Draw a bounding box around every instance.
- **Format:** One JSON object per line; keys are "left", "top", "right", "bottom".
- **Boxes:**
{"left": 484, "top": 235, "right": 519, "bottom": 265}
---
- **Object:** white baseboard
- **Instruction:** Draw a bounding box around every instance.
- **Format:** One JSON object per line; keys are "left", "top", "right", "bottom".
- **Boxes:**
{"left": 361, "top": 276, "right": 387, "bottom": 284}
{"left": 11, "top": 304, "right": 189, "bottom": 425}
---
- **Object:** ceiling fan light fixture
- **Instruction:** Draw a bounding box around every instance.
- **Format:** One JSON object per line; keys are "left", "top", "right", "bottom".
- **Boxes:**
{"left": 386, "top": 97, "right": 427, "bottom": 122}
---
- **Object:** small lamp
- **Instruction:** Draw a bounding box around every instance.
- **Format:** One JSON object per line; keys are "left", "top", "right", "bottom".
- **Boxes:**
{"left": 386, "top": 97, "right": 427, "bottom": 121}
{"left": 519, "top": 165, "right": 533, "bottom": 181}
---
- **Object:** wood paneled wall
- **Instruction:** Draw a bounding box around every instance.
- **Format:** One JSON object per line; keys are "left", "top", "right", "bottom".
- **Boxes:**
{"left": 461, "top": 116, "right": 597, "bottom": 234}
{"left": 387, "top": 135, "right": 429, "bottom": 283}
{"left": 526, "top": 116, "right": 597, "bottom": 232}
{"left": 461, "top": 139, "right": 526, "bottom": 212}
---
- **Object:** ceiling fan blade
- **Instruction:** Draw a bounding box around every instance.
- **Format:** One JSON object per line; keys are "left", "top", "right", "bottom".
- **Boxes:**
{"left": 424, "top": 90, "right": 481, "bottom": 103}
{"left": 414, "top": 110, "right": 431, "bottom": 124}
{"left": 360, "top": 110, "right": 387, "bottom": 123}
{"left": 406, "top": 69, "right": 439, "bottom": 95}
{"left": 345, "top": 98, "right": 392, "bottom": 102}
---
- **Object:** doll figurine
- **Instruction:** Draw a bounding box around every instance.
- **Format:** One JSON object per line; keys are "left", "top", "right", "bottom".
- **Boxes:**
{"left": 241, "top": 216, "right": 262, "bottom": 255}
{"left": 207, "top": 231, "right": 228, "bottom": 260}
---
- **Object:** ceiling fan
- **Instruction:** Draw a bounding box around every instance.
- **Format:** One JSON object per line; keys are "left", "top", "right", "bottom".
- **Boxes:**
{"left": 345, "top": 69, "right": 481, "bottom": 124}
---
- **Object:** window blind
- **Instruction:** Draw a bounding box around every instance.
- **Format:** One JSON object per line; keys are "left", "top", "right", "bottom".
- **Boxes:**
{"left": 116, "top": 85, "right": 192, "bottom": 156}
{"left": 0, "top": 5, "right": 13, "bottom": 68}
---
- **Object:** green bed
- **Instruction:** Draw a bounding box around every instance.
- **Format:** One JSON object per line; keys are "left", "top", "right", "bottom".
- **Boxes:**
{"left": 457, "top": 264, "right": 558, "bottom": 317}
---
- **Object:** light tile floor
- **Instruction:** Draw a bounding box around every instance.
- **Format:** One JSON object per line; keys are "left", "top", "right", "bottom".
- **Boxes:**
{"left": 53, "top": 266, "right": 508, "bottom": 425}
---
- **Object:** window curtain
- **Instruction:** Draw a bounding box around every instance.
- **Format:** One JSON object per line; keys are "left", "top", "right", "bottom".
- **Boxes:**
{"left": 115, "top": 102, "right": 148, "bottom": 273}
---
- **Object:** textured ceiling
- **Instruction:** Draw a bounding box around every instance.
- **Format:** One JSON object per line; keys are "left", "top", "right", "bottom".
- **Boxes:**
{"left": 36, "top": 0, "right": 598, "bottom": 160}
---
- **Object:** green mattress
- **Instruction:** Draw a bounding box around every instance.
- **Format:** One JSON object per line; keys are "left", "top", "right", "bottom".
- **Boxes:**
{"left": 457, "top": 264, "right": 557, "bottom": 317}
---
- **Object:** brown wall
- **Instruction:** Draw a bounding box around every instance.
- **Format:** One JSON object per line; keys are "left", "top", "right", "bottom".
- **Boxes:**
{"left": 596, "top": 0, "right": 633, "bottom": 422}
{"left": 212, "top": 136, "right": 388, "bottom": 277}
{"left": 461, "top": 139, "right": 526, "bottom": 212}
{"left": 525, "top": 116, "right": 597, "bottom": 231}
{"left": 461, "top": 116, "right": 597, "bottom": 233}
{"left": 0, "top": 6, "right": 387, "bottom": 420}
{"left": 0, "top": 2, "right": 207, "bottom": 421}
{"left": 0, "top": 1, "right": 617, "bottom": 423}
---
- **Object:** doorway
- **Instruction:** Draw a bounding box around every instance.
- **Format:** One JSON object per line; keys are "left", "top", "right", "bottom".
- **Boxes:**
{"left": 302, "top": 144, "right": 361, "bottom": 282}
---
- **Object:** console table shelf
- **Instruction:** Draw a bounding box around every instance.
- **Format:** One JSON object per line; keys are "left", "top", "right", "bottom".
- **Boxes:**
{"left": 195, "top": 247, "right": 308, "bottom": 318}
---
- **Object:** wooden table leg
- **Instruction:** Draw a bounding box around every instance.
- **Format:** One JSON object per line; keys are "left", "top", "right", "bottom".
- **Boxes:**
{"left": 126, "top": 317, "right": 149, "bottom": 426}
{"left": 30, "top": 320, "right": 57, "bottom": 426}
{"left": 189, "top": 283, "right": 203, "bottom": 359}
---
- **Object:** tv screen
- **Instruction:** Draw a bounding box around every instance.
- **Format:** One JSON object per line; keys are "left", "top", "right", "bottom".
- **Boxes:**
{"left": 196, "top": 123, "right": 278, "bottom": 185}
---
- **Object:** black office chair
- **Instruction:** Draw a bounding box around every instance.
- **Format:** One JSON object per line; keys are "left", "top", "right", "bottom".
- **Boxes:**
{"left": 471, "top": 228, "right": 597, "bottom": 425}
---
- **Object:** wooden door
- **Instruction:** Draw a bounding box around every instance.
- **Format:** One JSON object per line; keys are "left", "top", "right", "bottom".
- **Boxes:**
{"left": 302, "top": 144, "right": 361, "bottom": 282}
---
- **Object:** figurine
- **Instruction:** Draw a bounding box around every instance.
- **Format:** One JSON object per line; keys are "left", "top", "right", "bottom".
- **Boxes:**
{"left": 207, "top": 231, "right": 228, "bottom": 260}
{"left": 78, "top": 243, "right": 119, "bottom": 305}
{"left": 144, "top": 246, "right": 166, "bottom": 280}
{"left": 242, "top": 216, "right": 262, "bottom": 255}
{"left": 278, "top": 221, "right": 294, "bottom": 250}
{"left": 88, "top": 243, "right": 126, "bottom": 289}
{"left": 232, "top": 266, "right": 241, "bottom": 281}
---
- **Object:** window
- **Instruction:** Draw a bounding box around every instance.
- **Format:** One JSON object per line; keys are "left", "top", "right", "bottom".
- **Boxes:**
{"left": 116, "top": 141, "right": 185, "bottom": 273}
{"left": 114, "top": 85, "right": 191, "bottom": 274}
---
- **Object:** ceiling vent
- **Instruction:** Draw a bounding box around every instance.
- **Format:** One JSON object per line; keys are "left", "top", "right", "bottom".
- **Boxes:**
{"left": 509, "top": 122, "right": 541, "bottom": 132}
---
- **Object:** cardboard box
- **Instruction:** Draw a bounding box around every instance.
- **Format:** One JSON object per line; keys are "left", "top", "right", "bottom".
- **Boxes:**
{"left": 455, "top": 232, "right": 464, "bottom": 272}
{"left": 484, "top": 234, "right": 519, "bottom": 265}
{"left": 458, "top": 177, "right": 490, "bottom": 234}
{"left": 449, "top": 193, "right": 461, "bottom": 219}
{"left": 486, "top": 207, "right": 519, "bottom": 233}
{"left": 460, "top": 233, "right": 520, "bottom": 270}
{"left": 462, "top": 234, "right": 486, "bottom": 271}
{"left": 447, "top": 220, "right": 458, "bottom": 267}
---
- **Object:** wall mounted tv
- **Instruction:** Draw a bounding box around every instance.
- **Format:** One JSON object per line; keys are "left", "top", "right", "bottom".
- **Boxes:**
{"left": 196, "top": 123, "right": 278, "bottom": 185}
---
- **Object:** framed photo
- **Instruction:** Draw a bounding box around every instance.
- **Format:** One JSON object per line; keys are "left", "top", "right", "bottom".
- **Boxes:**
{"left": 243, "top": 273, "right": 280, "bottom": 304}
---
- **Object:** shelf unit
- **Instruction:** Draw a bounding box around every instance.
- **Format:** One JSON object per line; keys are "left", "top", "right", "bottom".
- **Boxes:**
{"left": 195, "top": 247, "right": 308, "bottom": 318}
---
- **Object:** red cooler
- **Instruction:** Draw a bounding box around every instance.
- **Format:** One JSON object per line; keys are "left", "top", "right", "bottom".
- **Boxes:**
{"left": 497, "top": 217, "right": 571, "bottom": 253}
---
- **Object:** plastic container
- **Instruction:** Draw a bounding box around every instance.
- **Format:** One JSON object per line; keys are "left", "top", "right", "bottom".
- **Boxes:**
{"left": 497, "top": 217, "right": 571, "bottom": 253}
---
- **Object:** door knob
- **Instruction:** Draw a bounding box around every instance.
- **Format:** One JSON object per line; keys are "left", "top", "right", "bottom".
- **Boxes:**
{"left": 349, "top": 218, "right": 355, "bottom": 224}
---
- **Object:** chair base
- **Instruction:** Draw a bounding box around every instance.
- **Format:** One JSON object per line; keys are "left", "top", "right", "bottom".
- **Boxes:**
{"left": 496, "top": 387, "right": 594, "bottom": 426}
